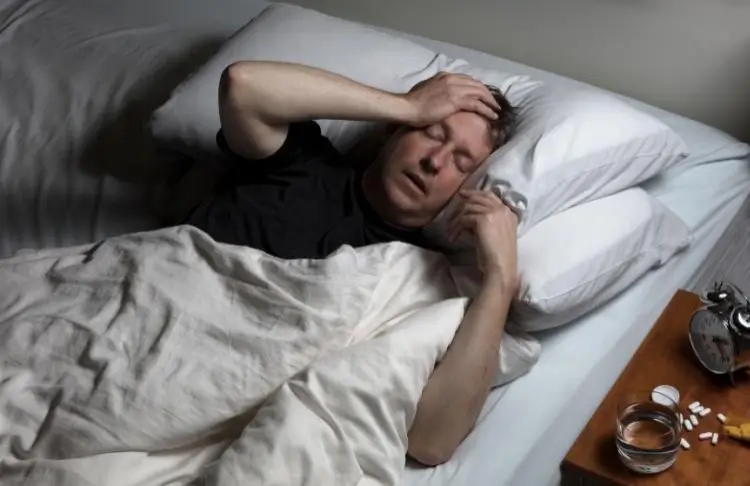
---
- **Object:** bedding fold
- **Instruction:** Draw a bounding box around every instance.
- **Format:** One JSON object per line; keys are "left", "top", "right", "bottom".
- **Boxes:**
{"left": 0, "top": 225, "right": 533, "bottom": 485}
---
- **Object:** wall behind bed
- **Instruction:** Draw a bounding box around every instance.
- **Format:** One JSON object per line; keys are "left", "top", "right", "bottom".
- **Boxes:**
{"left": 280, "top": 0, "right": 750, "bottom": 141}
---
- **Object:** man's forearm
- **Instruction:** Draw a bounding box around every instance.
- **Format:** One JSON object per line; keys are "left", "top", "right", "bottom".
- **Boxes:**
{"left": 407, "top": 273, "right": 511, "bottom": 466}
{"left": 224, "top": 61, "right": 414, "bottom": 126}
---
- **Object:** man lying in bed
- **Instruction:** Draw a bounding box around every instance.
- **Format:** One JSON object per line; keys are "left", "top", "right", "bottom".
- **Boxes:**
{"left": 185, "top": 61, "right": 519, "bottom": 466}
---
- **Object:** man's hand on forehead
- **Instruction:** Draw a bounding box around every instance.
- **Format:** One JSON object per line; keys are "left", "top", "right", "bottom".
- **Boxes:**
{"left": 403, "top": 72, "right": 502, "bottom": 128}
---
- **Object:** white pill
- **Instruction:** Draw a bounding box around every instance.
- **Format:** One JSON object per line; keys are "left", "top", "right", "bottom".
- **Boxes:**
{"left": 699, "top": 408, "right": 711, "bottom": 417}
{"left": 688, "top": 401, "right": 700, "bottom": 409}
{"left": 711, "top": 433, "right": 719, "bottom": 445}
{"left": 693, "top": 405, "right": 704, "bottom": 414}
{"left": 681, "top": 438, "right": 691, "bottom": 449}
{"left": 690, "top": 414, "right": 699, "bottom": 426}
{"left": 699, "top": 432, "right": 713, "bottom": 440}
{"left": 684, "top": 419, "right": 693, "bottom": 431}
{"left": 652, "top": 385, "right": 680, "bottom": 406}
{"left": 717, "top": 413, "right": 727, "bottom": 424}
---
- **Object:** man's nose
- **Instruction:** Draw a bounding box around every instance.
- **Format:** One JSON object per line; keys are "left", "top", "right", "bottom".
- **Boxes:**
{"left": 420, "top": 146, "right": 450, "bottom": 175}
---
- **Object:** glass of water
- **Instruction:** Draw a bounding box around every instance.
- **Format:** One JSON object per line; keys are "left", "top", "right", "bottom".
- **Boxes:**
{"left": 615, "top": 390, "right": 682, "bottom": 474}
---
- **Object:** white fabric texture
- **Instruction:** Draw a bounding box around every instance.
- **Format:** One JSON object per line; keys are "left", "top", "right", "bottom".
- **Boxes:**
{"left": 450, "top": 188, "right": 692, "bottom": 332}
{"left": 0, "top": 225, "right": 539, "bottom": 485}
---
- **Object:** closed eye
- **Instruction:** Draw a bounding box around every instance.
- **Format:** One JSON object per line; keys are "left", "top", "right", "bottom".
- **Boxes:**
{"left": 454, "top": 153, "right": 476, "bottom": 173}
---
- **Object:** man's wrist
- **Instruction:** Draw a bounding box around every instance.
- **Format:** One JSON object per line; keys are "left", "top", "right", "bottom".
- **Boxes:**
{"left": 480, "top": 270, "right": 516, "bottom": 303}
{"left": 390, "top": 93, "right": 417, "bottom": 126}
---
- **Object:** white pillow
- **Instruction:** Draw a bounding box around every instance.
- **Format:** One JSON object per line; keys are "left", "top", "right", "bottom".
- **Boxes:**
{"left": 424, "top": 76, "right": 690, "bottom": 248}
{"left": 149, "top": 3, "right": 538, "bottom": 156}
{"left": 450, "top": 188, "right": 692, "bottom": 332}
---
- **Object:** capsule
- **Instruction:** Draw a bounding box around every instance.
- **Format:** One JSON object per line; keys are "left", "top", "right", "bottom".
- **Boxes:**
{"left": 717, "top": 413, "right": 727, "bottom": 424}
{"left": 699, "top": 408, "right": 711, "bottom": 417}
{"left": 680, "top": 438, "right": 691, "bottom": 449}
{"left": 690, "top": 415, "right": 699, "bottom": 426}
{"left": 699, "top": 432, "right": 713, "bottom": 440}
{"left": 684, "top": 419, "right": 693, "bottom": 431}
{"left": 711, "top": 433, "right": 719, "bottom": 445}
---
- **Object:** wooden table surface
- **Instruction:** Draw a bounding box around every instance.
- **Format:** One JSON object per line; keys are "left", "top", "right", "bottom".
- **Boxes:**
{"left": 562, "top": 290, "right": 750, "bottom": 486}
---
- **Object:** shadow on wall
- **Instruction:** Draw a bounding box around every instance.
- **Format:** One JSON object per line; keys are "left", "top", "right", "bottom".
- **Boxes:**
{"left": 79, "top": 39, "right": 225, "bottom": 184}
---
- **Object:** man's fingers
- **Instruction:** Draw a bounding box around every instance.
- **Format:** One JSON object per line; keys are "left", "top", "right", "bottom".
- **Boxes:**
{"left": 447, "top": 213, "right": 479, "bottom": 243}
{"left": 466, "top": 86, "right": 502, "bottom": 111}
{"left": 452, "top": 87, "right": 500, "bottom": 116}
{"left": 453, "top": 93, "right": 496, "bottom": 119}
{"left": 460, "top": 190, "right": 504, "bottom": 208}
{"left": 461, "top": 204, "right": 493, "bottom": 218}
{"left": 466, "top": 99, "right": 499, "bottom": 120}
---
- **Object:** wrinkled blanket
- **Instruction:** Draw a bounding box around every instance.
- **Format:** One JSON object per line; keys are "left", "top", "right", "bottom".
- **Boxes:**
{"left": 0, "top": 226, "right": 472, "bottom": 485}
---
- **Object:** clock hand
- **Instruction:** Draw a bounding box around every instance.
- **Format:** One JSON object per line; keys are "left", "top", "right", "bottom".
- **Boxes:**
{"left": 712, "top": 336, "right": 731, "bottom": 346}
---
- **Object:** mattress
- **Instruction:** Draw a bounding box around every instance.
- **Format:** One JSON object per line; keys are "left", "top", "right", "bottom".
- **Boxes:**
{"left": 2, "top": 1, "right": 749, "bottom": 486}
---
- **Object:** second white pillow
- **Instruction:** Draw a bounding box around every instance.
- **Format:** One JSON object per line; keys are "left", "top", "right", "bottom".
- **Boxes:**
{"left": 450, "top": 188, "right": 692, "bottom": 332}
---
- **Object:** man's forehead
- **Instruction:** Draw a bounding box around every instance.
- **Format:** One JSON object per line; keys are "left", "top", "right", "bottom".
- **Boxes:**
{"left": 443, "top": 112, "right": 495, "bottom": 153}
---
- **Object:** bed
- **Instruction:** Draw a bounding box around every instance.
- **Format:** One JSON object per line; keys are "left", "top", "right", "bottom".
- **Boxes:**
{"left": 1, "top": 1, "right": 749, "bottom": 486}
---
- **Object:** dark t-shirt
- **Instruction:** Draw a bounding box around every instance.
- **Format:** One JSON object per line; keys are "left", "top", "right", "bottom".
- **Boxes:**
{"left": 185, "top": 121, "right": 431, "bottom": 259}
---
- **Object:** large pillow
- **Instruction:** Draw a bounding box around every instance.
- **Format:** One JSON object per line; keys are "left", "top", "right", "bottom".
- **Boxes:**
{"left": 423, "top": 62, "right": 690, "bottom": 246}
{"left": 450, "top": 188, "right": 692, "bottom": 332}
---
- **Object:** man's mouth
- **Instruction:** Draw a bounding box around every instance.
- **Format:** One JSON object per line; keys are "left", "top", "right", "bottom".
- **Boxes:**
{"left": 405, "top": 172, "right": 426, "bottom": 194}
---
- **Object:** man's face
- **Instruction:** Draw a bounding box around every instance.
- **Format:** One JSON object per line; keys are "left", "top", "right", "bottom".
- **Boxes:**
{"left": 367, "top": 111, "right": 495, "bottom": 228}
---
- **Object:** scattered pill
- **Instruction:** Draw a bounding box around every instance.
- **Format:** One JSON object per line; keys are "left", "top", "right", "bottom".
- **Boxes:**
{"left": 688, "top": 402, "right": 701, "bottom": 413}
{"left": 693, "top": 405, "right": 705, "bottom": 414}
{"left": 699, "top": 408, "right": 711, "bottom": 417}
{"left": 684, "top": 419, "right": 693, "bottom": 431}
{"left": 681, "top": 438, "right": 691, "bottom": 449}
{"left": 717, "top": 413, "right": 727, "bottom": 424}
{"left": 689, "top": 401, "right": 700, "bottom": 409}
{"left": 690, "top": 415, "right": 699, "bottom": 426}
{"left": 699, "top": 432, "right": 713, "bottom": 440}
{"left": 652, "top": 385, "right": 680, "bottom": 405}
{"left": 711, "top": 433, "right": 719, "bottom": 445}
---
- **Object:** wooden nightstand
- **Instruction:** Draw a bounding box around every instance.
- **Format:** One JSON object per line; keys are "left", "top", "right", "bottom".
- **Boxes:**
{"left": 560, "top": 290, "right": 750, "bottom": 485}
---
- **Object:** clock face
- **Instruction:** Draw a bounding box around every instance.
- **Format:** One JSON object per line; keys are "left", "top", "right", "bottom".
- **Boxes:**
{"left": 689, "top": 309, "right": 735, "bottom": 374}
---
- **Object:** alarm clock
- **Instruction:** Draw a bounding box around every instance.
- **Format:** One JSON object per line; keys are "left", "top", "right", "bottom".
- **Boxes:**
{"left": 688, "top": 281, "right": 750, "bottom": 384}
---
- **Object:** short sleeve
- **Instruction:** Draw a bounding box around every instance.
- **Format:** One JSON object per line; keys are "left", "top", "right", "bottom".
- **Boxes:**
{"left": 216, "top": 121, "right": 342, "bottom": 175}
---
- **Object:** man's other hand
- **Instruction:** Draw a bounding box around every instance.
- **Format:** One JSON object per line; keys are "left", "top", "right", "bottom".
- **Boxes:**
{"left": 404, "top": 72, "right": 501, "bottom": 127}
{"left": 447, "top": 189, "right": 519, "bottom": 293}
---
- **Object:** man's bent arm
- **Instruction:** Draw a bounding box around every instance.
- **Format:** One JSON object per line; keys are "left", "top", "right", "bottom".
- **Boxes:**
{"left": 407, "top": 272, "right": 511, "bottom": 466}
{"left": 219, "top": 61, "right": 414, "bottom": 159}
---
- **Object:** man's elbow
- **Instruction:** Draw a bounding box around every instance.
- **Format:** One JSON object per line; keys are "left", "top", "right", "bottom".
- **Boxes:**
{"left": 220, "top": 62, "right": 254, "bottom": 101}
{"left": 407, "top": 435, "right": 457, "bottom": 467}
